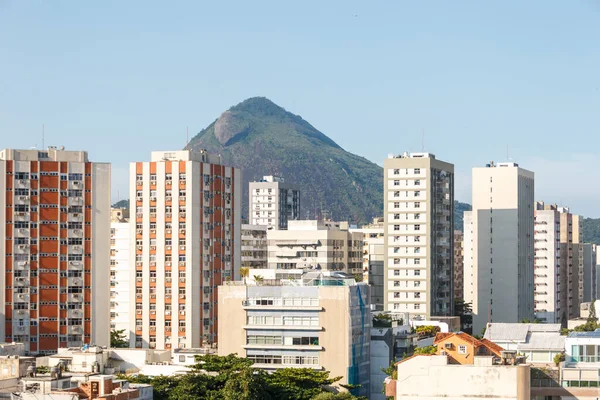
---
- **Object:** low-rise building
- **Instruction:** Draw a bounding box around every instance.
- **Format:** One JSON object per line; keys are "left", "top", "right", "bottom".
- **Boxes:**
{"left": 484, "top": 323, "right": 564, "bottom": 364}
{"left": 267, "top": 220, "right": 364, "bottom": 275}
{"left": 386, "top": 354, "right": 531, "bottom": 400}
{"left": 433, "top": 332, "right": 503, "bottom": 364}
{"left": 218, "top": 272, "right": 371, "bottom": 398}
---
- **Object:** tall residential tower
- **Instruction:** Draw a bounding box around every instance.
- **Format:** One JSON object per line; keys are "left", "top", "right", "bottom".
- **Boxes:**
{"left": 463, "top": 162, "right": 535, "bottom": 333}
{"left": 383, "top": 152, "right": 454, "bottom": 318}
{"left": 249, "top": 176, "right": 300, "bottom": 230}
{"left": 0, "top": 147, "right": 111, "bottom": 354}
{"left": 130, "top": 150, "right": 241, "bottom": 350}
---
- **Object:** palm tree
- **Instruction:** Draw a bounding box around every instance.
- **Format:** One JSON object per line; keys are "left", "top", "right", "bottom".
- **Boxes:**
{"left": 240, "top": 267, "right": 249, "bottom": 284}
{"left": 253, "top": 275, "right": 264, "bottom": 285}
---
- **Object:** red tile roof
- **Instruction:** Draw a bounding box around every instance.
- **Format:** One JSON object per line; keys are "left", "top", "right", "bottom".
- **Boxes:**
{"left": 434, "top": 332, "right": 504, "bottom": 357}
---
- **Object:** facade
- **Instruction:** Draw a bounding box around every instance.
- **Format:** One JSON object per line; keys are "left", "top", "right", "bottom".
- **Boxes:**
{"left": 241, "top": 224, "right": 268, "bottom": 269}
{"left": 433, "top": 332, "right": 503, "bottom": 364}
{"left": 453, "top": 230, "right": 464, "bottom": 302}
{"left": 463, "top": 162, "right": 535, "bottom": 334}
{"left": 383, "top": 152, "right": 454, "bottom": 318}
{"left": 266, "top": 220, "right": 363, "bottom": 275}
{"left": 533, "top": 202, "right": 586, "bottom": 324}
{"left": 483, "top": 323, "right": 564, "bottom": 364}
{"left": 218, "top": 272, "right": 371, "bottom": 398}
{"left": 386, "top": 355, "right": 531, "bottom": 400}
{"left": 0, "top": 147, "right": 111, "bottom": 355}
{"left": 249, "top": 176, "right": 300, "bottom": 230}
{"left": 130, "top": 150, "right": 241, "bottom": 350}
{"left": 582, "top": 243, "right": 597, "bottom": 303}
{"left": 110, "top": 212, "right": 131, "bottom": 340}
{"left": 350, "top": 218, "right": 384, "bottom": 309}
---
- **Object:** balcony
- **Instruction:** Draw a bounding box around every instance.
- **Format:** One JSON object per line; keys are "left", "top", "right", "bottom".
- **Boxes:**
{"left": 15, "top": 228, "right": 29, "bottom": 237}
{"left": 68, "top": 309, "right": 84, "bottom": 318}
{"left": 69, "top": 293, "right": 83, "bottom": 302}
{"left": 14, "top": 293, "right": 30, "bottom": 302}
{"left": 68, "top": 325, "right": 83, "bottom": 335}
{"left": 242, "top": 300, "right": 322, "bottom": 311}
{"left": 13, "top": 277, "right": 30, "bottom": 287}
{"left": 68, "top": 277, "right": 83, "bottom": 287}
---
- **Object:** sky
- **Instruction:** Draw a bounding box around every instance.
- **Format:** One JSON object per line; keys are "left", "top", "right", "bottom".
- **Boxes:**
{"left": 1, "top": 1, "right": 599, "bottom": 215}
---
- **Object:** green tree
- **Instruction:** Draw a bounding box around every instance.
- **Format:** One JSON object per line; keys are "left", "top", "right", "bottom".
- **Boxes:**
{"left": 110, "top": 329, "right": 128, "bottom": 348}
{"left": 588, "top": 301, "right": 597, "bottom": 324}
{"left": 253, "top": 275, "right": 264, "bottom": 285}
{"left": 240, "top": 267, "right": 250, "bottom": 284}
{"left": 413, "top": 345, "right": 437, "bottom": 355}
{"left": 414, "top": 325, "right": 440, "bottom": 339}
{"left": 265, "top": 368, "right": 342, "bottom": 400}
{"left": 222, "top": 368, "right": 271, "bottom": 400}
{"left": 554, "top": 352, "right": 566, "bottom": 366}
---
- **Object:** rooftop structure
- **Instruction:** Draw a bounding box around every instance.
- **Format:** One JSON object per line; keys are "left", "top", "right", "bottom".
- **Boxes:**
{"left": 249, "top": 175, "right": 300, "bottom": 230}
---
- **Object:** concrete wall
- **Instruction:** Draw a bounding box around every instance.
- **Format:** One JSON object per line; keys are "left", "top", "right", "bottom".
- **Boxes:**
{"left": 395, "top": 355, "right": 529, "bottom": 399}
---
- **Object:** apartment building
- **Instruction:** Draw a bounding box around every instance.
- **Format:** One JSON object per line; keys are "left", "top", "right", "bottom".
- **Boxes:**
{"left": 0, "top": 147, "right": 111, "bottom": 354}
{"left": 130, "top": 150, "right": 241, "bottom": 350}
{"left": 350, "top": 218, "right": 384, "bottom": 310}
{"left": 582, "top": 243, "right": 596, "bottom": 303}
{"left": 463, "top": 162, "right": 535, "bottom": 334}
{"left": 109, "top": 209, "right": 131, "bottom": 340}
{"left": 266, "top": 220, "right": 363, "bottom": 275}
{"left": 383, "top": 152, "right": 454, "bottom": 318}
{"left": 453, "top": 230, "right": 464, "bottom": 302}
{"left": 218, "top": 272, "right": 371, "bottom": 398}
{"left": 241, "top": 224, "right": 267, "bottom": 269}
{"left": 533, "top": 202, "right": 586, "bottom": 324}
{"left": 249, "top": 176, "right": 300, "bottom": 230}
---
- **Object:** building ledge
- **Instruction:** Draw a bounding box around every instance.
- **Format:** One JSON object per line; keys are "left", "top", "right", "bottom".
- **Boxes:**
{"left": 243, "top": 325, "right": 324, "bottom": 331}
{"left": 243, "top": 344, "right": 323, "bottom": 351}
{"left": 242, "top": 305, "right": 323, "bottom": 311}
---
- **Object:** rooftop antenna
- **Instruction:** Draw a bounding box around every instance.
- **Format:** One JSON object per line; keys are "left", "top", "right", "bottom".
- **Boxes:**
{"left": 186, "top": 126, "right": 189, "bottom": 149}
{"left": 42, "top": 124, "right": 45, "bottom": 149}
{"left": 421, "top": 128, "right": 424, "bottom": 152}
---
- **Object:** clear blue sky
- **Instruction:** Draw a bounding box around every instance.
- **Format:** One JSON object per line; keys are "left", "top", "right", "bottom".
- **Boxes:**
{"left": 1, "top": 1, "right": 599, "bottom": 215}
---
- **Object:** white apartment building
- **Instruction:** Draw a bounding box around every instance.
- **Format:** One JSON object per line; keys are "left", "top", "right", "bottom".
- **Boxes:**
{"left": 0, "top": 147, "right": 111, "bottom": 354}
{"left": 464, "top": 162, "right": 535, "bottom": 334}
{"left": 218, "top": 272, "right": 371, "bottom": 398}
{"left": 241, "top": 224, "right": 267, "bottom": 269}
{"left": 266, "top": 220, "right": 363, "bottom": 275}
{"left": 129, "top": 150, "right": 241, "bottom": 350}
{"left": 533, "top": 202, "right": 587, "bottom": 324}
{"left": 249, "top": 176, "right": 300, "bottom": 230}
{"left": 350, "top": 218, "right": 384, "bottom": 310}
{"left": 383, "top": 152, "right": 454, "bottom": 318}
{"left": 110, "top": 211, "right": 131, "bottom": 340}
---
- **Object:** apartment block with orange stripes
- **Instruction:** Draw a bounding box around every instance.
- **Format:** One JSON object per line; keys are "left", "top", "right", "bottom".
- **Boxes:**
{"left": 0, "top": 147, "right": 111, "bottom": 355}
{"left": 130, "top": 150, "right": 241, "bottom": 350}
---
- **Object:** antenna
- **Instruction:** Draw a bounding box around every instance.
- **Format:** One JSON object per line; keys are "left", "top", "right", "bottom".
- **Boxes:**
{"left": 421, "top": 128, "right": 424, "bottom": 152}
{"left": 42, "top": 124, "right": 45, "bottom": 149}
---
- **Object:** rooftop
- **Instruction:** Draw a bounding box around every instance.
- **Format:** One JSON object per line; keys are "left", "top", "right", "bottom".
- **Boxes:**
{"left": 388, "top": 152, "right": 436, "bottom": 159}
{"left": 484, "top": 323, "right": 562, "bottom": 342}
{"left": 226, "top": 270, "right": 360, "bottom": 287}
{"left": 567, "top": 330, "right": 600, "bottom": 338}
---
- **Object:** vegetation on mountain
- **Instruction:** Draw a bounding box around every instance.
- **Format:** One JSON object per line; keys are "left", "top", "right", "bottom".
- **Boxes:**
{"left": 583, "top": 218, "right": 600, "bottom": 245}
{"left": 112, "top": 199, "right": 129, "bottom": 209}
{"left": 120, "top": 354, "right": 366, "bottom": 400}
{"left": 186, "top": 97, "right": 383, "bottom": 225}
{"left": 453, "top": 201, "right": 471, "bottom": 231}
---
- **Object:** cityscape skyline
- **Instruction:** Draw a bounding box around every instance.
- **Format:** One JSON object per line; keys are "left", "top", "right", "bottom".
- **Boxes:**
{"left": 1, "top": 1, "right": 599, "bottom": 216}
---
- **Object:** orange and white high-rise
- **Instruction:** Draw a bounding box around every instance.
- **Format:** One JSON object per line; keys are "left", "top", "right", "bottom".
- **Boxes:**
{"left": 0, "top": 147, "right": 111, "bottom": 355}
{"left": 130, "top": 150, "right": 241, "bottom": 349}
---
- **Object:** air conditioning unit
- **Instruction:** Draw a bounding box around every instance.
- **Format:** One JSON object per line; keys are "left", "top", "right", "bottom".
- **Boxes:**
{"left": 150, "top": 246, "right": 156, "bottom": 250}
{"left": 150, "top": 261, "right": 156, "bottom": 267}
{"left": 136, "top": 278, "right": 142, "bottom": 282}
{"left": 166, "top": 277, "right": 172, "bottom": 283}
{"left": 137, "top": 245, "right": 143, "bottom": 250}
{"left": 150, "top": 278, "right": 156, "bottom": 282}
{"left": 166, "top": 246, "right": 172, "bottom": 250}
{"left": 166, "top": 229, "right": 172, "bottom": 234}
{"left": 179, "top": 245, "right": 186, "bottom": 250}
{"left": 179, "top": 311, "right": 185, "bottom": 315}
{"left": 136, "top": 310, "right": 142, "bottom": 315}
{"left": 179, "top": 278, "right": 185, "bottom": 283}
{"left": 179, "top": 229, "right": 186, "bottom": 234}
{"left": 165, "top": 311, "right": 171, "bottom": 315}
{"left": 179, "top": 294, "right": 186, "bottom": 299}
{"left": 150, "top": 310, "right": 156, "bottom": 315}
{"left": 150, "top": 229, "right": 156, "bottom": 234}
{"left": 165, "top": 262, "right": 171, "bottom": 267}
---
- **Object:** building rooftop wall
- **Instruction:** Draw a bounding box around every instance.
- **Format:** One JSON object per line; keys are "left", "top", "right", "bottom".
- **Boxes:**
{"left": 0, "top": 147, "right": 90, "bottom": 162}
{"left": 149, "top": 149, "right": 223, "bottom": 164}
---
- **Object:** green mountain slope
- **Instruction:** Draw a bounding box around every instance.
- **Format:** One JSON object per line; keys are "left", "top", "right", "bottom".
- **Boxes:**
{"left": 454, "top": 201, "right": 472, "bottom": 232}
{"left": 186, "top": 97, "right": 383, "bottom": 224}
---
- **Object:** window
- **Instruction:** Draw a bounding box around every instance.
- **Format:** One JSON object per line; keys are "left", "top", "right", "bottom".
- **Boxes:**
{"left": 414, "top": 191, "right": 420, "bottom": 197}
{"left": 394, "top": 191, "right": 400, "bottom": 197}
{"left": 458, "top": 345, "right": 467, "bottom": 354}
{"left": 414, "top": 168, "right": 420, "bottom": 174}
{"left": 414, "top": 224, "right": 420, "bottom": 231}
{"left": 394, "top": 214, "right": 400, "bottom": 220}
{"left": 394, "top": 202, "right": 400, "bottom": 208}
{"left": 414, "top": 202, "right": 420, "bottom": 208}
{"left": 393, "top": 169, "right": 400, "bottom": 175}
{"left": 394, "top": 225, "right": 400, "bottom": 231}
{"left": 414, "top": 179, "right": 421, "bottom": 186}
{"left": 394, "top": 180, "right": 400, "bottom": 186}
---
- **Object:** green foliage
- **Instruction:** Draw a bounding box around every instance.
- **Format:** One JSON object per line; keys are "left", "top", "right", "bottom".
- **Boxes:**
{"left": 520, "top": 318, "right": 543, "bottom": 324}
{"left": 352, "top": 273, "right": 364, "bottom": 283}
{"left": 588, "top": 301, "right": 597, "bottom": 324}
{"left": 554, "top": 352, "right": 565, "bottom": 366}
{"left": 583, "top": 218, "right": 600, "bottom": 245}
{"left": 111, "top": 199, "right": 129, "bottom": 209}
{"left": 373, "top": 313, "right": 392, "bottom": 328}
{"left": 110, "top": 329, "right": 129, "bottom": 348}
{"left": 414, "top": 325, "right": 440, "bottom": 339}
{"left": 414, "top": 345, "right": 437, "bottom": 355}
{"left": 454, "top": 201, "right": 472, "bottom": 231}
{"left": 35, "top": 366, "right": 50, "bottom": 374}
{"left": 119, "top": 355, "right": 362, "bottom": 400}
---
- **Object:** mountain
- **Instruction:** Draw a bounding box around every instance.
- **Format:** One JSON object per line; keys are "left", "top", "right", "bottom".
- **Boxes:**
{"left": 186, "top": 97, "right": 383, "bottom": 224}
{"left": 454, "top": 201, "right": 472, "bottom": 232}
{"left": 112, "top": 199, "right": 129, "bottom": 209}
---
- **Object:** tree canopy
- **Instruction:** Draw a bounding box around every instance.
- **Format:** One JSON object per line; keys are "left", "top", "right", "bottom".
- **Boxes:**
{"left": 120, "top": 354, "right": 367, "bottom": 400}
